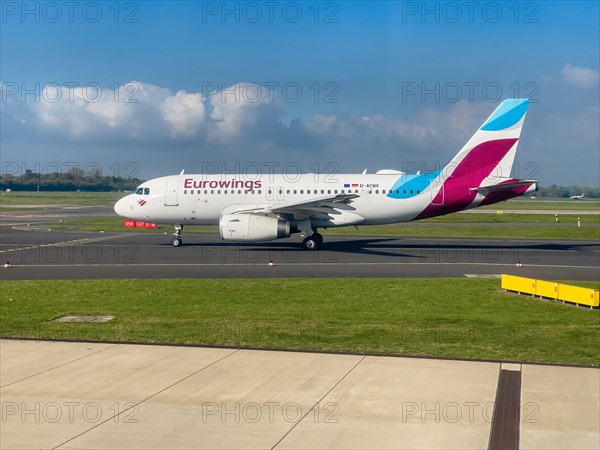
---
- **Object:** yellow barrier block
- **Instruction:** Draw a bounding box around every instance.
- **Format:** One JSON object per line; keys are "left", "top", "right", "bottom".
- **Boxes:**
{"left": 496, "top": 210, "right": 504, "bottom": 214}
{"left": 502, "top": 274, "right": 599, "bottom": 308}
{"left": 536, "top": 280, "right": 559, "bottom": 299}
{"left": 501, "top": 275, "right": 536, "bottom": 295}
{"left": 558, "top": 284, "right": 599, "bottom": 307}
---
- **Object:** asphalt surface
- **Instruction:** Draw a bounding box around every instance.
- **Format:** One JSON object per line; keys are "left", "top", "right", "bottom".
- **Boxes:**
{"left": 0, "top": 205, "right": 113, "bottom": 226}
{"left": 1, "top": 219, "right": 598, "bottom": 280}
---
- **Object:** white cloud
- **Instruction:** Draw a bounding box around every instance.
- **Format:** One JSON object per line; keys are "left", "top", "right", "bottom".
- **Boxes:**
{"left": 163, "top": 90, "right": 205, "bottom": 136}
{"left": 561, "top": 64, "right": 600, "bottom": 90}
{"left": 21, "top": 82, "right": 205, "bottom": 140}
{"left": 304, "top": 114, "right": 337, "bottom": 135}
{"left": 207, "top": 82, "right": 284, "bottom": 143}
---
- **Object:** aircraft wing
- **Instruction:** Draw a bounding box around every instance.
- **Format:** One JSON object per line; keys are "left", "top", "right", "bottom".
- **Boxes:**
{"left": 226, "top": 193, "right": 361, "bottom": 221}
{"left": 270, "top": 193, "right": 360, "bottom": 220}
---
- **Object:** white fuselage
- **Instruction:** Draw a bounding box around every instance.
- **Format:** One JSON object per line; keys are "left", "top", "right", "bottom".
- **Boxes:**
{"left": 114, "top": 172, "right": 450, "bottom": 227}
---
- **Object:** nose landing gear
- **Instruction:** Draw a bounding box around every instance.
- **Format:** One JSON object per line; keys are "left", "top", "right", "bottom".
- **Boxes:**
{"left": 172, "top": 225, "right": 183, "bottom": 247}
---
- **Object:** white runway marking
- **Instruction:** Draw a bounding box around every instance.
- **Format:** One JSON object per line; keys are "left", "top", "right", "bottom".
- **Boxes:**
{"left": 4, "top": 262, "right": 599, "bottom": 269}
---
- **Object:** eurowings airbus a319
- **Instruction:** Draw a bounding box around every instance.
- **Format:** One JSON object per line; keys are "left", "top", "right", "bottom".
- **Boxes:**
{"left": 114, "top": 98, "right": 537, "bottom": 249}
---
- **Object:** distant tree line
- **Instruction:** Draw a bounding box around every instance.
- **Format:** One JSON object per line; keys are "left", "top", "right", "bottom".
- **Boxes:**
{"left": 1, "top": 168, "right": 143, "bottom": 192}
{"left": 535, "top": 185, "right": 599, "bottom": 198}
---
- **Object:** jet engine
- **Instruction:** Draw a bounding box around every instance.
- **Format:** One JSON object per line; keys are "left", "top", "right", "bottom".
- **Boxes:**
{"left": 219, "top": 214, "right": 291, "bottom": 242}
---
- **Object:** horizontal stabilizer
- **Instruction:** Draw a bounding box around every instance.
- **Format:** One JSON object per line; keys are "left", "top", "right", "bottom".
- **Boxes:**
{"left": 471, "top": 180, "right": 538, "bottom": 193}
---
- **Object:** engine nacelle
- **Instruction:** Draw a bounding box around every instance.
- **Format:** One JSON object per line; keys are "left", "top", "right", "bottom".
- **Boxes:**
{"left": 219, "top": 214, "right": 291, "bottom": 242}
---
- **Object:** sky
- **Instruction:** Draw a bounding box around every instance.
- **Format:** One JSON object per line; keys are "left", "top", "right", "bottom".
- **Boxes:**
{"left": 1, "top": 1, "right": 599, "bottom": 185}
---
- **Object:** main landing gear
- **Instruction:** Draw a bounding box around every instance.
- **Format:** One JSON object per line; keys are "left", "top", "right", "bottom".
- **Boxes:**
{"left": 302, "top": 232, "right": 323, "bottom": 250}
{"left": 171, "top": 225, "right": 183, "bottom": 247}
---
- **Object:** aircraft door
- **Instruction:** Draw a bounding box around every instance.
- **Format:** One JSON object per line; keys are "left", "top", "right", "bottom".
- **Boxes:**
{"left": 165, "top": 178, "right": 179, "bottom": 206}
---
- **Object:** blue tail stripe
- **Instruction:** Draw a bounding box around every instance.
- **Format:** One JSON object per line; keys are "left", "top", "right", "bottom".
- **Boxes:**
{"left": 481, "top": 98, "right": 529, "bottom": 131}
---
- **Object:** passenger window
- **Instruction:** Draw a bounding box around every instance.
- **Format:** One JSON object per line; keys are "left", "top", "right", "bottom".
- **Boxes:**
{"left": 396, "top": 190, "right": 399, "bottom": 194}
{"left": 375, "top": 190, "right": 379, "bottom": 194}
{"left": 328, "top": 190, "right": 331, "bottom": 194}
{"left": 184, "top": 190, "right": 187, "bottom": 195}
{"left": 321, "top": 190, "right": 324, "bottom": 194}
{"left": 191, "top": 190, "right": 194, "bottom": 194}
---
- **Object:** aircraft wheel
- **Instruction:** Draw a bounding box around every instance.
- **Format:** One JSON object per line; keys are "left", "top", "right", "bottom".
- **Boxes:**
{"left": 303, "top": 236, "right": 319, "bottom": 250}
{"left": 172, "top": 237, "right": 183, "bottom": 247}
{"left": 312, "top": 233, "right": 323, "bottom": 245}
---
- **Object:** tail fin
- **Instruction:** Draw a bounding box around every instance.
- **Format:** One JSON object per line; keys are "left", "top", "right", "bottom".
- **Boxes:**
{"left": 447, "top": 98, "right": 529, "bottom": 185}
{"left": 414, "top": 99, "right": 532, "bottom": 219}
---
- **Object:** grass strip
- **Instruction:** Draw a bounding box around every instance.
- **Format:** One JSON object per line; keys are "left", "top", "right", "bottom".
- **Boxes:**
{"left": 1, "top": 278, "right": 598, "bottom": 366}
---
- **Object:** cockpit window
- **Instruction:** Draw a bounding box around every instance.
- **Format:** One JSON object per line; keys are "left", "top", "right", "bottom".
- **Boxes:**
{"left": 135, "top": 187, "right": 150, "bottom": 195}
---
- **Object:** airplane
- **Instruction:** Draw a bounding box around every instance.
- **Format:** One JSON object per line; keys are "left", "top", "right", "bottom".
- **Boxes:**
{"left": 114, "top": 98, "right": 538, "bottom": 250}
{"left": 570, "top": 193, "right": 585, "bottom": 200}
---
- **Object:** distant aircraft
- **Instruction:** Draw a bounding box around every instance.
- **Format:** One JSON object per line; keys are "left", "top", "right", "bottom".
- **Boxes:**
{"left": 115, "top": 99, "right": 537, "bottom": 249}
{"left": 570, "top": 193, "right": 585, "bottom": 200}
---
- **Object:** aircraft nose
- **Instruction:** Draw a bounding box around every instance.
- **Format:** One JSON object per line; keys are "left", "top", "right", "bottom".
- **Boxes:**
{"left": 114, "top": 197, "right": 129, "bottom": 217}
